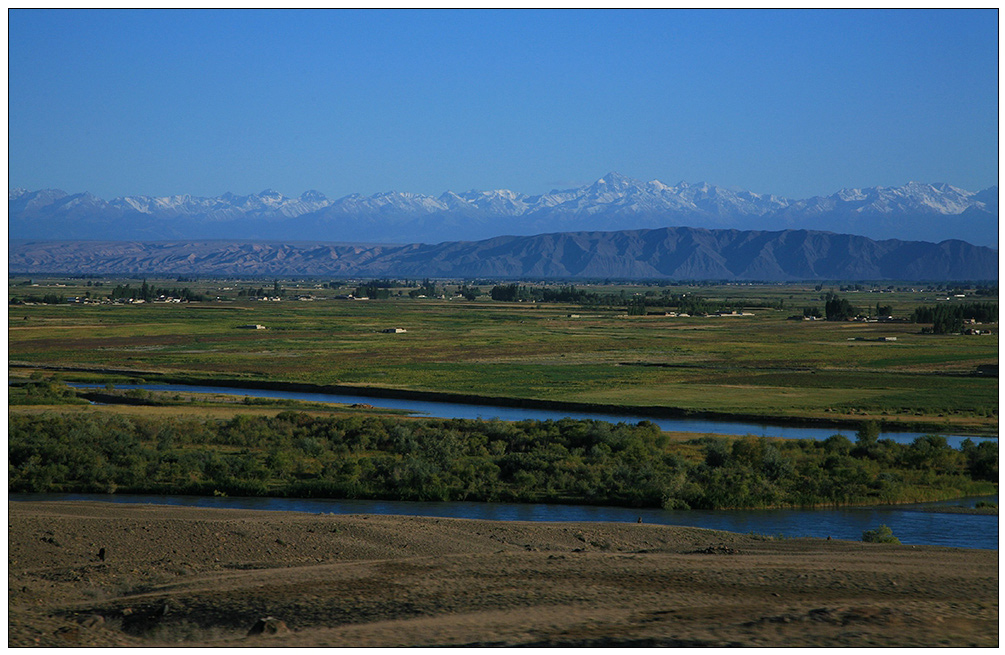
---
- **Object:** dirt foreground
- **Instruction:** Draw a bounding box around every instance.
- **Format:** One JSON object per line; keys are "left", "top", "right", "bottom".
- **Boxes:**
{"left": 8, "top": 501, "right": 999, "bottom": 647}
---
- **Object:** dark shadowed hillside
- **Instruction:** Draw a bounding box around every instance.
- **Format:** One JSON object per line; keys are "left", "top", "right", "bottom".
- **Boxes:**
{"left": 8, "top": 227, "right": 997, "bottom": 281}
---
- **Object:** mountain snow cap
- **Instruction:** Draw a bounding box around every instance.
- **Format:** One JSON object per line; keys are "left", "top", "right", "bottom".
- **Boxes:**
{"left": 300, "top": 190, "right": 328, "bottom": 202}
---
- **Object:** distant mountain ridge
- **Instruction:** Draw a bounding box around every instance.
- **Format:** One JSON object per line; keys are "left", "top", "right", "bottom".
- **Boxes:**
{"left": 9, "top": 227, "right": 997, "bottom": 281}
{"left": 9, "top": 173, "right": 999, "bottom": 247}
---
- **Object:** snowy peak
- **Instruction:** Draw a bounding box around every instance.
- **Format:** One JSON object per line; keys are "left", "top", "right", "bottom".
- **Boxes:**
{"left": 802, "top": 181, "right": 982, "bottom": 216}
{"left": 9, "top": 176, "right": 998, "bottom": 247}
{"left": 438, "top": 188, "right": 530, "bottom": 215}
{"left": 10, "top": 176, "right": 993, "bottom": 219}
{"left": 591, "top": 171, "right": 636, "bottom": 192}
{"left": 9, "top": 188, "right": 69, "bottom": 213}
{"left": 300, "top": 189, "right": 328, "bottom": 203}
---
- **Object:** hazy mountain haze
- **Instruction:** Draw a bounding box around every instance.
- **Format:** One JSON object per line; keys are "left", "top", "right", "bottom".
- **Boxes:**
{"left": 9, "top": 174, "right": 998, "bottom": 248}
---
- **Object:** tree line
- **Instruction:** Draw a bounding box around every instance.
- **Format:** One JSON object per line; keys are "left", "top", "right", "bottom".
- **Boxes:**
{"left": 9, "top": 412, "right": 995, "bottom": 509}
{"left": 911, "top": 302, "right": 997, "bottom": 334}
{"left": 109, "top": 281, "right": 206, "bottom": 302}
{"left": 488, "top": 284, "right": 765, "bottom": 315}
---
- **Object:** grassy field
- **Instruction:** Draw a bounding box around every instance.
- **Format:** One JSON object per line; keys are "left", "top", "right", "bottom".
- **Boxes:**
{"left": 8, "top": 278, "right": 998, "bottom": 434}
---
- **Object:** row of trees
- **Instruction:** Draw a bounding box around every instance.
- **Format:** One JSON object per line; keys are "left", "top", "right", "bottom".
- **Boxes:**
{"left": 487, "top": 285, "right": 758, "bottom": 315}
{"left": 911, "top": 302, "right": 997, "bottom": 334}
{"left": 802, "top": 294, "right": 998, "bottom": 331}
{"left": 800, "top": 292, "right": 861, "bottom": 321}
{"left": 9, "top": 293, "right": 67, "bottom": 305}
{"left": 407, "top": 279, "right": 440, "bottom": 298}
{"left": 9, "top": 412, "right": 996, "bottom": 509}
{"left": 490, "top": 284, "right": 595, "bottom": 303}
{"left": 356, "top": 278, "right": 448, "bottom": 299}
{"left": 353, "top": 283, "right": 392, "bottom": 299}
{"left": 109, "top": 281, "right": 207, "bottom": 302}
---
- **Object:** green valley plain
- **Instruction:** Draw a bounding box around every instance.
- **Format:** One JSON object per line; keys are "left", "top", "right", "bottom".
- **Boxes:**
{"left": 8, "top": 277, "right": 999, "bottom": 647}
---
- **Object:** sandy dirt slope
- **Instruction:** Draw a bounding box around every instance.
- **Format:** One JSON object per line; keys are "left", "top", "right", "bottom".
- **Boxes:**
{"left": 8, "top": 501, "right": 998, "bottom": 647}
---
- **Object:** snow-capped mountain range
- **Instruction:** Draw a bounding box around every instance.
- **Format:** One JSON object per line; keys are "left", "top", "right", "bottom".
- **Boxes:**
{"left": 9, "top": 173, "right": 998, "bottom": 247}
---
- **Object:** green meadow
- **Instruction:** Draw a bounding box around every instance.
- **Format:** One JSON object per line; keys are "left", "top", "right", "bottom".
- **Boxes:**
{"left": 8, "top": 278, "right": 999, "bottom": 435}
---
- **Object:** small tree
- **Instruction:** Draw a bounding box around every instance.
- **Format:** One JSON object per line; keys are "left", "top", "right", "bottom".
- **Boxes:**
{"left": 855, "top": 421, "right": 880, "bottom": 447}
{"left": 824, "top": 292, "right": 857, "bottom": 321}
{"left": 932, "top": 312, "right": 964, "bottom": 335}
{"left": 626, "top": 298, "right": 647, "bottom": 315}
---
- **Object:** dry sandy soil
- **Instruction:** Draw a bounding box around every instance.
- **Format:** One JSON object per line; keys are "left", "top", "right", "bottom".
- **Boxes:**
{"left": 8, "top": 501, "right": 998, "bottom": 648}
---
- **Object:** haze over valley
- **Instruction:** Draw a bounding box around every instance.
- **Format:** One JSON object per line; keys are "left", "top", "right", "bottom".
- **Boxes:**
{"left": 10, "top": 173, "right": 999, "bottom": 248}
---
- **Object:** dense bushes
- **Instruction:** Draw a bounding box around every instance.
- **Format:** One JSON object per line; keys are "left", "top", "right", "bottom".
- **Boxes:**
{"left": 8, "top": 379, "right": 88, "bottom": 406}
{"left": 8, "top": 412, "right": 997, "bottom": 509}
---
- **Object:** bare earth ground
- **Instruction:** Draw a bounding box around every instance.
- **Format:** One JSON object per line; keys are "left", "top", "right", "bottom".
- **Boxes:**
{"left": 8, "top": 501, "right": 999, "bottom": 647}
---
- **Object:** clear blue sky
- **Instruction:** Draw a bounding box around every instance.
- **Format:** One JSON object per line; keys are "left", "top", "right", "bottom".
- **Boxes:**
{"left": 9, "top": 8, "right": 999, "bottom": 200}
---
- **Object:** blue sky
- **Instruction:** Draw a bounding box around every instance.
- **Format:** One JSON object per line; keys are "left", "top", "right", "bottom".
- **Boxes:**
{"left": 9, "top": 9, "right": 999, "bottom": 200}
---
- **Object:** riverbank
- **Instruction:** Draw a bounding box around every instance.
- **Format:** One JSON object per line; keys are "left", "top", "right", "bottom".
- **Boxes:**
{"left": 9, "top": 501, "right": 998, "bottom": 647}
{"left": 10, "top": 362, "right": 997, "bottom": 436}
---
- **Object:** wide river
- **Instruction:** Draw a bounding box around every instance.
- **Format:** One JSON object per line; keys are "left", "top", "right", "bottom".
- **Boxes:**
{"left": 71, "top": 382, "right": 995, "bottom": 448}
{"left": 9, "top": 492, "right": 998, "bottom": 550}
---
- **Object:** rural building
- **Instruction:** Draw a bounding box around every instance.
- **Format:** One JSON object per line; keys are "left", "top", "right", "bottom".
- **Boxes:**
{"left": 382, "top": 328, "right": 407, "bottom": 333}
{"left": 238, "top": 324, "right": 267, "bottom": 330}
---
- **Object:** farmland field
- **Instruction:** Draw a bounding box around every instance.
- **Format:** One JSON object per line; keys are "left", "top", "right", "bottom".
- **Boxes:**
{"left": 8, "top": 278, "right": 998, "bottom": 435}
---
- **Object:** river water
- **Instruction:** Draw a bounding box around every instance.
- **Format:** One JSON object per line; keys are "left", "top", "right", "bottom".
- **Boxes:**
{"left": 49, "top": 382, "right": 998, "bottom": 548}
{"left": 70, "top": 382, "right": 995, "bottom": 448}
{"left": 9, "top": 492, "right": 998, "bottom": 550}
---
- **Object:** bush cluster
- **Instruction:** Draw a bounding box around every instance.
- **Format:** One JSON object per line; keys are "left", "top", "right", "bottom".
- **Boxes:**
{"left": 862, "top": 525, "right": 901, "bottom": 544}
{"left": 8, "top": 412, "right": 997, "bottom": 509}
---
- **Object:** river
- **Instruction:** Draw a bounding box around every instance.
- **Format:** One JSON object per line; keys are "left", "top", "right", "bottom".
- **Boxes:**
{"left": 9, "top": 492, "right": 998, "bottom": 550}
{"left": 23, "top": 383, "right": 1000, "bottom": 550}
{"left": 70, "top": 382, "right": 995, "bottom": 448}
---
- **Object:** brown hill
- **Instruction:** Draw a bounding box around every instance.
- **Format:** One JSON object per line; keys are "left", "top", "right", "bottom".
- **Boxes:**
{"left": 9, "top": 227, "right": 997, "bottom": 281}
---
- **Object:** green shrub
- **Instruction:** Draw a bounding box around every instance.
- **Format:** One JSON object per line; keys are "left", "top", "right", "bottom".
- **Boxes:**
{"left": 862, "top": 524, "right": 901, "bottom": 544}
{"left": 7, "top": 412, "right": 998, "bottom": 510}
